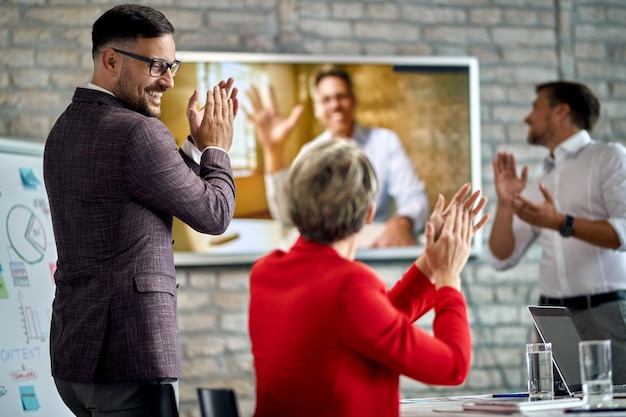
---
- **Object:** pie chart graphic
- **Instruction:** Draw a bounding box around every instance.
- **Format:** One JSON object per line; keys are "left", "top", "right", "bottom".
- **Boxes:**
{"left": 6, "top": 205, "right": 47, "bottom": 264}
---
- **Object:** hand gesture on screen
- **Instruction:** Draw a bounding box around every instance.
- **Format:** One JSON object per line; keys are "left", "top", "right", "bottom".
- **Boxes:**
{"left": 371, "top": 216, "right": 417, "bottom": 248}
{"left": 242, "top": 84, "right": 303, "bottom": 173}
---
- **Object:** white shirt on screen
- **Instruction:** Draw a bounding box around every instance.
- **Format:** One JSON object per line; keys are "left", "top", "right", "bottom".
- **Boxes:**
{"left": 264, "top": 123, "right": 430, "bottom": 233}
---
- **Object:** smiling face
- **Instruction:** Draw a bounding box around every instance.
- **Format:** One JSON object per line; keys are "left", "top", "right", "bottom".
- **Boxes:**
{"left": 111, "top": 35, "right": 176, "bottom": 117}
{"left": 313, "top": 75, "right": 356, "bottom": 138}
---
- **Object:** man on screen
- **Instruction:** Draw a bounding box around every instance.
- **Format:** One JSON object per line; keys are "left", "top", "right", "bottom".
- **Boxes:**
{"left": 244, "top": 65, "right": 429, "bottom": 248}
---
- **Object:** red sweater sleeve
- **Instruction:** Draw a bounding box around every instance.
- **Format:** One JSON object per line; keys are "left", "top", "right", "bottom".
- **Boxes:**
{"left": 387, "top": 263, "right": 436, "bottom": 321}
{"left": 337, "top": 265, "right": 471, "bottom": 386}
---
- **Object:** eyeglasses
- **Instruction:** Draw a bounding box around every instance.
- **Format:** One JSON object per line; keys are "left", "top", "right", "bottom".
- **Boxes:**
{"left": 113, "top": 48, "right": 181, "bottom": 77}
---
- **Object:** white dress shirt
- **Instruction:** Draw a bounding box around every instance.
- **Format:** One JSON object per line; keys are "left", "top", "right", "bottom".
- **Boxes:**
{"left": 489, "top": 130, "right": 626, "bottom": 297}
{"left": 264, "top": 123, "right": 430, "bottom": 232}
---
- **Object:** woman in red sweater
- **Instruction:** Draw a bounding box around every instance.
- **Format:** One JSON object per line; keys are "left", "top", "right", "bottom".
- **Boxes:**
{"left": 249, "top": 139, "right": 489, "bottom": 417}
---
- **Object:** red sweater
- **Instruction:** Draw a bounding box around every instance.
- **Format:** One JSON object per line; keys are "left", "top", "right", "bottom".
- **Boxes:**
{"left": 249, "top": 237, "right": 471, "bottom": 417}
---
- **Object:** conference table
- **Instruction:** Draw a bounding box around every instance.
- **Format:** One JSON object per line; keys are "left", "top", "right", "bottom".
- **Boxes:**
{"left": 400, "top": 395, "right": 626, "bottom": 416}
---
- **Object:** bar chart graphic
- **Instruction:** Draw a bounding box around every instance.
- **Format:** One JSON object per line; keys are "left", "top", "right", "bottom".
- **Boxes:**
{"left": 17, "top": 292, "right": 50, "bottom": 344}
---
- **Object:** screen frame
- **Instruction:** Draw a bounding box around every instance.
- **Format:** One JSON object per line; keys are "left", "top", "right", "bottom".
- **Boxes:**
{"left": 172, "top": 52, "right": 483, "bottom": 264}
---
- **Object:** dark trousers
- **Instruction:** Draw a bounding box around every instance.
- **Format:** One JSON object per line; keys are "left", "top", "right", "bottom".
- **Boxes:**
{"left": 54, "top": 377, "right": 178, "bottom": 417}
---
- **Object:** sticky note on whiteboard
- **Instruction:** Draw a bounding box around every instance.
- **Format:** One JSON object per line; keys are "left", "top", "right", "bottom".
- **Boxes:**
{"left": 19, "top": 385, "right": 41, "bottom": 411}
{"left": 19, "top": 167, "right": 42, "bottom": 190}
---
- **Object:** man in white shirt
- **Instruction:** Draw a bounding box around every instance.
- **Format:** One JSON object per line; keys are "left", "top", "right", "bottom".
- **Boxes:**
{"left": 244, "top": 65, "right": 429, "bottom": 248}
{"left": 488, "top": 81, "right": 626, "bottom": 384}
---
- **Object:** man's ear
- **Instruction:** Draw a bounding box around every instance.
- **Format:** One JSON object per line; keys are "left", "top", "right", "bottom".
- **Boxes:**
{"left": 100, "top": 48, "right": 119, "bottom": 75}
{"left": 555, "top": 102, "right": 571, "bottom": 123}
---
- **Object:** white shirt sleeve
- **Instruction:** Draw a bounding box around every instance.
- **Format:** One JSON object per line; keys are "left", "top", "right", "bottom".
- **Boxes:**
{"left": 263, "top": 168, "right": 291, "bottom": 224}
{"left": 180, "top": 138, "right": 203, "bottom": 164}
{"left": 180, "top": 137, "right": 227, "bottom": 164}
{"left": 361, "top": 127, "right": 429, "bottom": 232}
{"left": 384, "top": 131, "right": 430, "bottom": 231}
{"left": 599, "top": 142, "right": 626, "bottom": 250}
{"left": 487, "top": 214, "right": 539, "bottom": 270}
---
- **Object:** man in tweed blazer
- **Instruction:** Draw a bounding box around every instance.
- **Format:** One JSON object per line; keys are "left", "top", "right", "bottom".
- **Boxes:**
{"left": 43, "top": 4, "right": 238, "bottom": 416}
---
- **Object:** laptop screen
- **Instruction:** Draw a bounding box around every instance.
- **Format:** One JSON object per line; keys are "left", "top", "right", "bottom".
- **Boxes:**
{"left": 527, "top": 306, "right": 583, "bottom": 394}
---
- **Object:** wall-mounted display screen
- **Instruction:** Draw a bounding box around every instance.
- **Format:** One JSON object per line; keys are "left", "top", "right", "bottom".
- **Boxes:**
{"left": 161, "top": 53, "right": 482, "bottom": 263}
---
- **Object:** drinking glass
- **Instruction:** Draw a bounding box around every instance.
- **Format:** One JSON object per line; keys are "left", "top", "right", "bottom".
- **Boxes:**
{"left": 579, "top": 340, "right": 613, "bottom": 408}
{"left": 526, "top": 342, "right": 554, "bottom": 401}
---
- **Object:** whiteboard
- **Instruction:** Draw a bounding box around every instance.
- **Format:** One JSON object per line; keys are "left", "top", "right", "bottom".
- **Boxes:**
{"left": 0, "top": 137, "right": 71, "bottom": 415}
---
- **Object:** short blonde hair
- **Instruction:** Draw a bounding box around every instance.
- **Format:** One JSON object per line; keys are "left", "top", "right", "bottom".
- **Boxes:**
{"left": 285, "top": 139, "right": 379, "bottom": 244}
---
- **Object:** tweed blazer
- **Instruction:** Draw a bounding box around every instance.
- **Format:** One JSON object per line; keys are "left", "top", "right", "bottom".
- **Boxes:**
{"left": 44, "top": 88, "right": 236, "bottom": 383}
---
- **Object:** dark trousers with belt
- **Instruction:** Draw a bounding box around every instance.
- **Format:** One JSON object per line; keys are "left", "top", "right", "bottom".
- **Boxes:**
{"left": 539, "top": 290, "right": 626, "bottom": 385}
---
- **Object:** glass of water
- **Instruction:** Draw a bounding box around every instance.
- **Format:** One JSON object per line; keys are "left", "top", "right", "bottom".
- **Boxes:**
{"left": 526, "top": 342, "right": 554, "bottom": 401}
{"left": 579, "top": 340, "right": 613, "bottom": 408}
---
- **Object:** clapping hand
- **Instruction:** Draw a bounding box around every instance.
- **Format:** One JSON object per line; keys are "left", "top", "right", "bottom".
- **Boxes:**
{"left": 416, "top": 183, "right": 490, "bottom": 286}
{"left": 187, "top": 77, "right": 239, "bottom": 152}
{"left": 429, "top": 183, "right": 490, "bottom": 240}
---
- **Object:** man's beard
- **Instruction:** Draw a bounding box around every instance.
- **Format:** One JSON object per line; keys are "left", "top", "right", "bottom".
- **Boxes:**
{"left": 527, "top": 126, "right": 552, "bottom": 146}
{"left": 113, "top": 66, "right": 161, "bottom": 118}
{"left": 527, "top": 133, "right": 540, "bottom": 145}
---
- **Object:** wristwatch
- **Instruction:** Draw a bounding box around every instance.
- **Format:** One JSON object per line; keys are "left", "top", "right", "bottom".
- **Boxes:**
{"left": 558, "top": 215, "right": 575, "bottom": 237}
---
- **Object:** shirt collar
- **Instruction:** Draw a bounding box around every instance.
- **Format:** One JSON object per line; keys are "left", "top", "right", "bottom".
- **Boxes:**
{"left": 319, "top": 122, "right": 365, "bottom": 144}
{"left": 543, "top": 129, "right": 592, "bottom": 173}
{"left": 352, "top": 123, "right": 368, "bottom": 146}
{"left": 86, "top": 82, "right": 115, "bottom": 97}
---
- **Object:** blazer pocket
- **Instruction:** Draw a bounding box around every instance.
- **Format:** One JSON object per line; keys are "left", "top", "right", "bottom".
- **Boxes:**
{"left": 134, "top": 273, "right": 177, "bottom": 296}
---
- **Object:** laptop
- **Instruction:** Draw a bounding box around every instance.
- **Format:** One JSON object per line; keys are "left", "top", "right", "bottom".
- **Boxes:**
{"left": 527, "top": 305, "right": 626, "bottom": 397}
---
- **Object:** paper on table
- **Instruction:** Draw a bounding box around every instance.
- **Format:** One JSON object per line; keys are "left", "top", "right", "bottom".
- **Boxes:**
{"left": 462, "top": 397, "right": 582, "bottom": 414}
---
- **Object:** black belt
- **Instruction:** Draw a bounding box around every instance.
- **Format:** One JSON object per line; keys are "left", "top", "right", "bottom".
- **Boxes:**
{"left": 539, "top": 290, "right": 626, "bottom": 310}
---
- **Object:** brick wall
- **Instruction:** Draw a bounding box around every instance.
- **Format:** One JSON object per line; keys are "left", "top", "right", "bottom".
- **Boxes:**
{"left": 2, "top": 1, "right": 626, "bottom": 416}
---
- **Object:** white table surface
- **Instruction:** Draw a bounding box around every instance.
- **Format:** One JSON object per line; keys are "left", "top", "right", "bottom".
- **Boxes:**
{"left": 400, "top": 395, "right": 626, "bottom": 417}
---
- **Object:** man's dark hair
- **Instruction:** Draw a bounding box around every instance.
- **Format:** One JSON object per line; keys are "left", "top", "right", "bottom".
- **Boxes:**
{"left": 314, "top": 65, "right": 353, "bottom": 94}
{"left": 92, "top": 4, "right": 175, "bottom": 58}
{"left": 536, "top": 81, "right": 600, "bottom": 132}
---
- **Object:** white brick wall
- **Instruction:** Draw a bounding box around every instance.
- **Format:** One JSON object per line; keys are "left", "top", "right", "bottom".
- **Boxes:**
{"left": 3, "top": 1, "right": 626, "bottom": 416}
